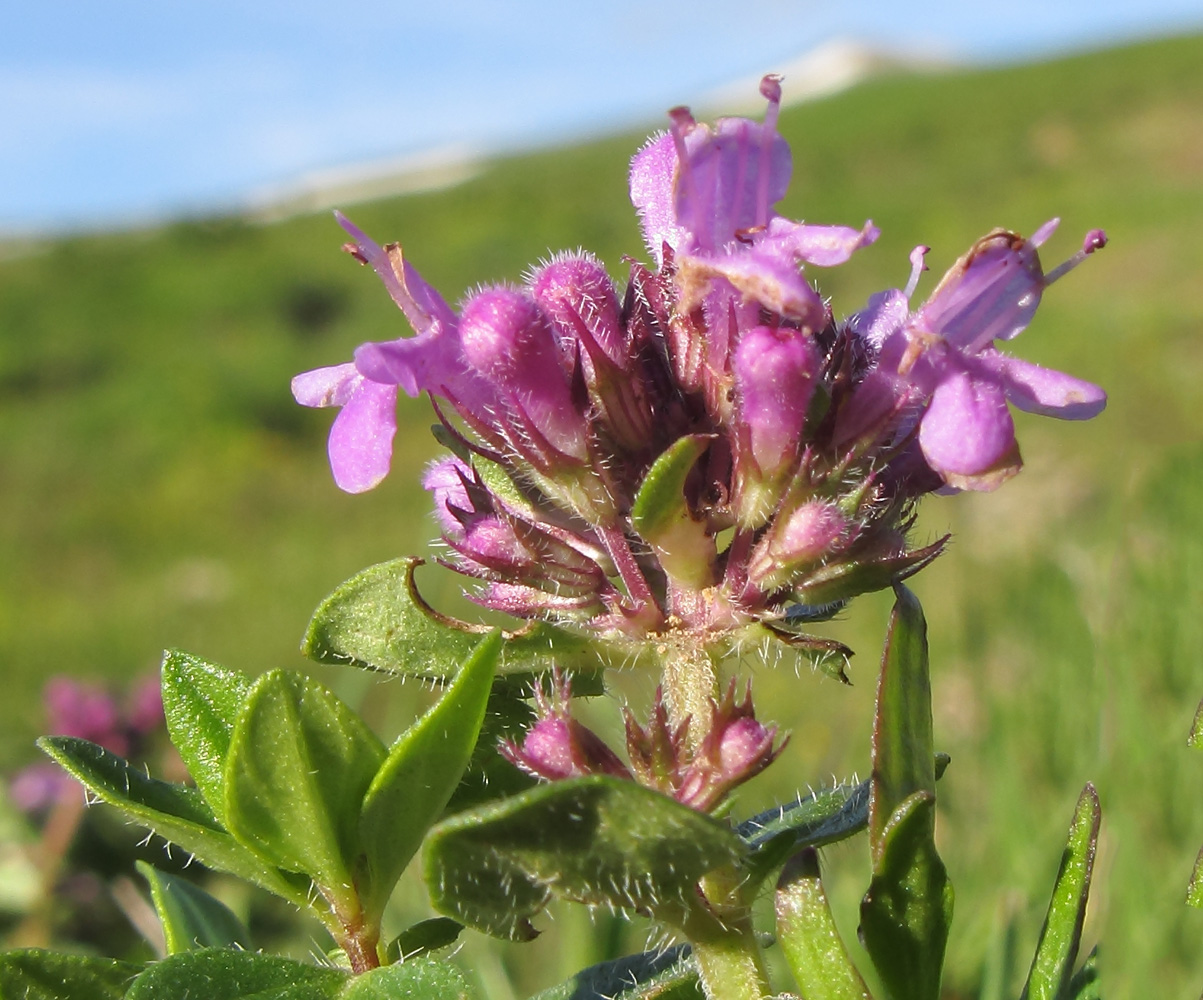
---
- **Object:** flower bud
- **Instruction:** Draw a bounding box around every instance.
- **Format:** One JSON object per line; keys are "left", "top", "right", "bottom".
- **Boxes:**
{"left": 746, "top": 500, "right": 856, "bottom": 594}
{"left": 459, "top": 287, "right": 588, "bottom": 461}
{"left": 529, "top": 254, "right": 656, "bottom": 452}
{"left": 500, "top": 674, "right": 631, "bottom": 782}
{"left": 674, "top": 681, "right": 784, "bottom": 812}
{"left": 733, "top": 325, "right": 820, "bottom": 526}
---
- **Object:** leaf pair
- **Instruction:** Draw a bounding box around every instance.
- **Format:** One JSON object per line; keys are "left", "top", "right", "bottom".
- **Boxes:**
{"left": 772, "top": 587, "right": 1104, "bottom": 1000}
{"left": 41, "top": 630, "right": 501, "bottom": 933}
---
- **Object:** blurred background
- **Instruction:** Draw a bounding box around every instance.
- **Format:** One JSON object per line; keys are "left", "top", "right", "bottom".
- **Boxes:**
{"left": 2, "top": 3, "right": 1202, "bottom": 997}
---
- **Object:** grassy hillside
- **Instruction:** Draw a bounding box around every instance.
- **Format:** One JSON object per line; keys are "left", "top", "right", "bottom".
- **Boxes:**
{"left": 1, "top": 31, "right": 1201, "bottom": 997}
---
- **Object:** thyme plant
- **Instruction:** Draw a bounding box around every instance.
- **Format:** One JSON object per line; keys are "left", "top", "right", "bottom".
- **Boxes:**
{"left": 3, "top": 78, "right": 1145, "bottom": 1000}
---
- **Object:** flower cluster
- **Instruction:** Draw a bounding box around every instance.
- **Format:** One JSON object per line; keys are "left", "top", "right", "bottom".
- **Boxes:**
{"left": 500, "top": 672, "right": 782, "bottom": 813}
{"left": 294, "top": 75, "right": 1105, "bottom": 648}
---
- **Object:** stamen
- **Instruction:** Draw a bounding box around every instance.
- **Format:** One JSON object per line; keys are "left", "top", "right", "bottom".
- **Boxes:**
{"left": 904, "top": 245, "right": 930, "bottom": 299}
{"left": 1044, "top": 227, "right": 1108, "bottom": 286}
{"left": 755, "top": 74, "right": 783, "bottom": 229}
{"left": 668, "top": 106, "right": 699, "bottom": 242}
{"left": 1030, "top": 217, "right": 1060, "bottom": 247}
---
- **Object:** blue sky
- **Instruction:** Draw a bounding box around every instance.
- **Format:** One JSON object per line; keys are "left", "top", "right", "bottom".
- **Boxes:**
{"left": 3, "top": 1, "right": 1201, "bottom": 236}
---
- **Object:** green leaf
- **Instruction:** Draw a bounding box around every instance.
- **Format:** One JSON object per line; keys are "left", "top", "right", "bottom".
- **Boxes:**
{"left": 791, "top": 537, "right": 946, "bottom": 610}
{"left": 529, "top": 945, "right": 702, "bottom": 1000}
{"left": 859, "top": 791, "right": 953, "bottom": 1000}
{"left": 0, "top": 949, "right": 141, "bottom": 1000}
{"left": 1020, "top": 784, "right": 1101, "bottom": 1000}
{"left": 1188, "top": 846, "right": 1203, "bottom": 909}
{"left": 1189, "top": 697, "right": 1203, "bottom": 749}
{"left": 302, "top": 558, "right": 612, "bottom": 682}
{"left": 136, "top": 860, "right": 252, "bottom": 954}
{"left": 736, "top": 779, "right": 869, "bottom": 892}
{"left": 340, "top": 958, "right": 475, "bottom": 1000}
{"left": 37, "top": 737, "right": 307, "bottom": 906}
{"left": 630, "top": 435, "right": 715, "bottom": 589}
{"left": 869, "top": 584, "right": 936, "bottom": 856}
{"left": 424, "top": 775, "right": 744, "bottom": 941}
{"left": 160, "top": 650, "right": 252, "bottom": 822}
{"left": 223, "top": 671, "right": 385, "bottom": 898}
{"left": 124, "top": 949, "right": 346, "bottom": 1000}
{"left": 1062, "top": 946, "right": 1101, "bottom": 1000}
{"left": 444, "top": 675, "right": 538, "bottom": 814}
{"left": 775, "top": 849, "right": 871, "bottom": 1000}
{"left": 359, "top": 631, "right": 499, "bottom": 918}
{"left": 384, "top": 917, "right": 464, "bottom": 963}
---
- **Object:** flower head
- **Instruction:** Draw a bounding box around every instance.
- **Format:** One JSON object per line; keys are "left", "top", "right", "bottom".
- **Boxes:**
{"left": 294, "top": 77, "right": 1104, "bottom": 650}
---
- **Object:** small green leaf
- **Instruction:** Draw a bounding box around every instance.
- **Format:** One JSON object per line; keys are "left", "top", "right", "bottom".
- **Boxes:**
{"left": 136, "top": 861, "right": 252, "bottom": 954}
{"left": 124, "top": 949, "right": 346, "bottom": 1000}
{"left": 1020, "top": 784, "right": 1101, "bottom": 1000}
{"left": 870, "top": 584, "right": 935, "bottom": 856}
{"left": 302, "top": 558, "right": 612, "bottom": 681}
{"left": 791, "top": 537, "right": 946, "bottom": 609}
{"left": 38, "top": 737, "right": 307, "bottom": 906}
{"left": 1062, "top": 946, "right": 1101, "bottom": 1000}
{"left": 224, "top": 671, "right": 385, "bottom": 897}
{"left": 1188, "top": 846, "right": 1203, "bottom": 909}
{"left": 529, "top": 945, "right": 702, "bottom": 1000}
{"left": 1189, "top": 697, "right": 1203, "bottom": 749}
{"left": 0, "top": 949, "right": 141, "bottom": 1000}
{"left": 630, "top": 435, "right": 716, "bottom": 589}
{"left": 444, "top": 675, "right": 538, "bottom": 814}
{"left": 424, "top": 775, "right": 744, "bottom": 941}
{"left": 859, "top": 791, "right": 953, "bottom": 1000}
{"left": 340, "top": 958, "right": 475, "bottom": 999}
{"left": 775, "top": 849, "right": 871, "bottom": 1000}
{"left": 359, "top": 631, "right": 499, "bottom": 918}
{"left": 384, "top": 917, "right": 464, "bottom": 962}
{"left": 160, "top": 650, "right": 252, "bottom": 822}
{"left": 736, "top": 779, "right": 869, "bottom": 891}
{"left": 857, "top": 586, "right": 950, "bottom": 1000}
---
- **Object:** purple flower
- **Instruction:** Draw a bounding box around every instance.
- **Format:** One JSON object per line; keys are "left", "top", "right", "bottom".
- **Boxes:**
{"left": 630, "top": 76, "right": 878, "bottom": 328}
{"left": 841, "top": 224, "right": 1107, "bottom": 490}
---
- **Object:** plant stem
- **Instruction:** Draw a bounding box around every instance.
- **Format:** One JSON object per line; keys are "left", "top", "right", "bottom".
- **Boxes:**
{"left": 338, "top": 916, "right": 381, "bottom": 974}
{"left": 660, "top": 642, "right": 719, "bottom": 754}
{"left": 681, "top": 864, "right": 772, "bottom": 1000}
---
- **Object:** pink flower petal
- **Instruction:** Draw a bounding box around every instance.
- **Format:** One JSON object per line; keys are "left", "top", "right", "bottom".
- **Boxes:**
{"left": 327, "top": 378, "right": 398, "bottom": 493}
{"left": 984, "top": 351, "right": 1107, "bottom": 420}
{"left": 291, "top": 362, "right": 359, "bottom": 408}
{"left": 919, "top": 367, "right": 1017, "bottom": 484}
{"left": 756, "top": 217, "right": 879, "bottom": 267}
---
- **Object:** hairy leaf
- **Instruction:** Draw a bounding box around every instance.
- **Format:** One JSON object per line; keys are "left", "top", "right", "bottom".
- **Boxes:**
{"left": 137, "top": 861, "right": 252, "bottom": 954}
{"left": 424, "top": 776, "right": 743, "bottom": 940}
{"left": 359, "top": 631, "right": 499, "bottom": 917}
{"left": 38, "top": 737, "right": 307, "bottom": 905}
{"left": 1020, "top": 784, "right": 1101, "bottom": 1000}
{"left": 224, "top": 670, "right": 385, "bottom": 899}
{"left": 124, "top": 949, "right": 345, "bottom": 1000}
{"left": 160, "top": 650, "right": 252, "bottom": 823}
{"left": 302, "top": 558, "right": 613, "bottom": 681}
{"left": 0, "top": 950, "right": 140, "bottom": 1000}
{"left": 529, "top": 945, "right": 702, "bottom": 1000}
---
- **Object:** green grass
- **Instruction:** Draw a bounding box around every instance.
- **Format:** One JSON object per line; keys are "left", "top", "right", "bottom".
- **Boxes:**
{"left": 2, "top": 30, "right": 1202, "bottom": 998}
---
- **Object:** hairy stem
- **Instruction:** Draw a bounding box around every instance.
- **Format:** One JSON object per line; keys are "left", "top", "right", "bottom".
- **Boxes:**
{"left": 660, "top": 642, "right": 719, "bottom": 754}
{"left": 682, "top": 864, "right": 772, "bottom": 1000}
